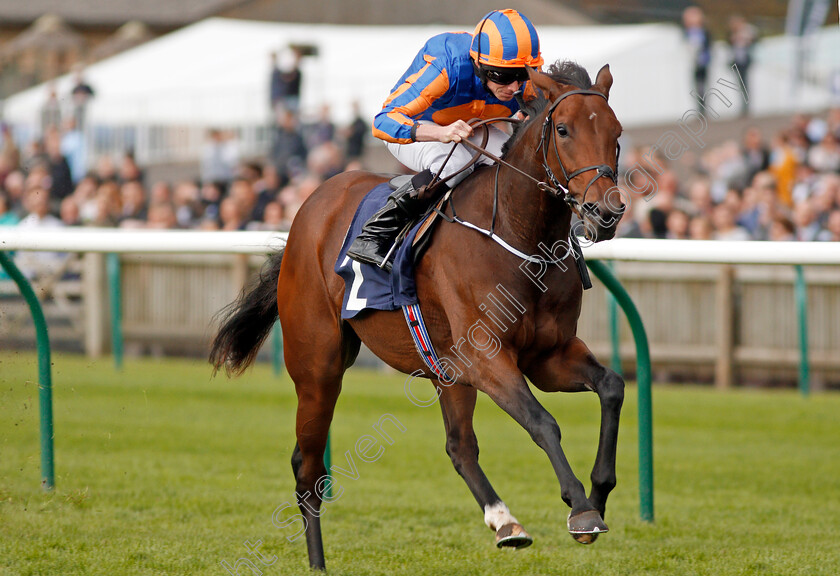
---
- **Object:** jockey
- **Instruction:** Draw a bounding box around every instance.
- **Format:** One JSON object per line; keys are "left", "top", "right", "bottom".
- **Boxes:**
{"left": 347, "top": 9, "right": 544, "bottom": 270}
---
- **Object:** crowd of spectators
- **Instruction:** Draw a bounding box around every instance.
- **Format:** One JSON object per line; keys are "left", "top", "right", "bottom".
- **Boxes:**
{"left": 615, "top": 109, "right": 840, "bottom": 243}
{"left": 0, "top": 57, "right": 370, "bottom": 278}
{"left": 0, "top": 99, "right": 369, "bottom": 230}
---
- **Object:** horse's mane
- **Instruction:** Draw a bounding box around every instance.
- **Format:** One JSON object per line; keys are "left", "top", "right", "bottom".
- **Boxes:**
{"left": 501, "top": 60, "right": 592, "bottom": 159}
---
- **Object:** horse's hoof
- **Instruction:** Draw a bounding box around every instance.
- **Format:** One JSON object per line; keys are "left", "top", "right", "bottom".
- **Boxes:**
{"left": 495, "top": 523, "right": 533, "bottom": 549}
{"left": 567, "top": 510, "right": 608, "bottom": 544}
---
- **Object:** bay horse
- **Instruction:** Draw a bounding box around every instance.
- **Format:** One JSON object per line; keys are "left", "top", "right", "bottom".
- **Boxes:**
{"left": 211, "top": 61, "right": 626, "bottom": 570}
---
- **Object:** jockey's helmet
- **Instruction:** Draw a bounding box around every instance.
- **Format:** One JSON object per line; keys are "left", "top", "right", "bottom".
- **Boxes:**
{"left": 469, "top": 9, "right": 543, "bottom": 70}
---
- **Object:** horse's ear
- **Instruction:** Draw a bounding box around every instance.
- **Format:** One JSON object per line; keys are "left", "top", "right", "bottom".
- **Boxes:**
{"left": 593, "top": 64, "right": 613, "bottom": 100}
{"left": 527, "top": 67, "right": 565, "bottom": 102}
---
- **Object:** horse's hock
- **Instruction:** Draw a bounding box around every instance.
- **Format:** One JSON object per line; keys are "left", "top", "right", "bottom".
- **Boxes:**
{"left": 2, "top": 254, "right": 839, "bottom": 386}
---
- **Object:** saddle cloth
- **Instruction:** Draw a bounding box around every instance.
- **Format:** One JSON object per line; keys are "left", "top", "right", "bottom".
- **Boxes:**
{"left": 335, "top": 181, "right": 436, "bottom": 319}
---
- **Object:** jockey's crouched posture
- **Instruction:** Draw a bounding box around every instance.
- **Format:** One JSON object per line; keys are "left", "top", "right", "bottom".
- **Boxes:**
{"left": 346, "top": 9, "right": 544, "bottom": 271}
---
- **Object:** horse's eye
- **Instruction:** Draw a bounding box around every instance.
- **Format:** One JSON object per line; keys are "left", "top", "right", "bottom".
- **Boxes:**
{"left": 556, "top": 124, "right": 569, "bottom": 138}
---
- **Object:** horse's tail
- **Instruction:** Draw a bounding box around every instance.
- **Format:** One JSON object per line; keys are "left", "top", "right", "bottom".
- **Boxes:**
{"left": 210, "top": 249, "right": 284, "bottom": 376}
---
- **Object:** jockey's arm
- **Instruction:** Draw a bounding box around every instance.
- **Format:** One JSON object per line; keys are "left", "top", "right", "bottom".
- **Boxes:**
{"left": 414, "top": 120, "right": 474, "bottom": 144}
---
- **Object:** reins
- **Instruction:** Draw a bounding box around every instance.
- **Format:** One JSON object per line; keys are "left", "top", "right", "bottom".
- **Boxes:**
{"left": 429, "top": 88, "right": 619, "bottom": 266}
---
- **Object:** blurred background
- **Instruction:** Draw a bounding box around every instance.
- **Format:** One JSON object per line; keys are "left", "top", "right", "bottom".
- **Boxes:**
{"left": 0, "top": 1, "right": 839, "bottom": 388}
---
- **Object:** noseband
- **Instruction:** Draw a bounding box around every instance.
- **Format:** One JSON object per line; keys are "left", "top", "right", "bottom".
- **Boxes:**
{"left": 538, "top": 89, "right": 620, "bottom": 212}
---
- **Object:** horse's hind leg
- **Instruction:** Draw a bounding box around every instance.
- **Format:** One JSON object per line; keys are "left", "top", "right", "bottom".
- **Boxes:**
{"left": 439, "top": 384, "right": 532, "bottom": 549}
{"left": 283, "top": 324, "right": 353, "bottom": 570}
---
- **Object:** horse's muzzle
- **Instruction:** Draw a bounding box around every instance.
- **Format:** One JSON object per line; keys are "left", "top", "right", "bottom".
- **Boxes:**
{"left": 581, "top": 202, "right": 625, "bottom": 242}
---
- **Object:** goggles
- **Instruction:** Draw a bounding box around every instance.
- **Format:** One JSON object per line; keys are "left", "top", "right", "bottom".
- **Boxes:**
{"left": 483, "top": 67, "right": 530, "bottom": 85}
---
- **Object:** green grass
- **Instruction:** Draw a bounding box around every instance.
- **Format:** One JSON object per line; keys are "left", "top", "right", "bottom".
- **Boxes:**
{"left": 1, "top": 352, "right": 839, "bottom": 575}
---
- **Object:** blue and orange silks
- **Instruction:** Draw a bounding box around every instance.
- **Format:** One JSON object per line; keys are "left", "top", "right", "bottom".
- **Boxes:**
{"left": 372, "top": 32, "right": 522, "bottom": 145}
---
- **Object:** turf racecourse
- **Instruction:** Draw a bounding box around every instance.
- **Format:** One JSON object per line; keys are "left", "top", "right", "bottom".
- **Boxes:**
{"left": 1, "top": 353, "right": 839, "bottom": 576}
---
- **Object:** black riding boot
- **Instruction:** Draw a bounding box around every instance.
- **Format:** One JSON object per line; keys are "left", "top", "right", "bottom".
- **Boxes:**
{"left": 347, "top": 170, "right": 435, "bottom": 271}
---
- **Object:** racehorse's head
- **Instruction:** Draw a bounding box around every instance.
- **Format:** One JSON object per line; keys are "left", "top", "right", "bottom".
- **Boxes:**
{"left": 527, "top": 63, "right": 625, "bottom": 242}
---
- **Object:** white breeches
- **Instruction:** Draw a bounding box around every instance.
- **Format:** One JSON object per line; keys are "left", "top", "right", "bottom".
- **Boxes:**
{"left": 385, "top": 123, "right": 511, "bottom": 188}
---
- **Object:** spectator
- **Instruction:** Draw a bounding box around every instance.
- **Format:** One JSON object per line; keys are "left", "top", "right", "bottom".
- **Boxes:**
{"left": 251, "top": 163, "right": 280, "bottom": 223}
{"left": 344, "top": 101, "right": 367, "bottom": 161}
{"left": 665, "top": 209, "right": 691, "bottom": 239}
{"left": 712, "top": 204, "right": 750, "bottom": 240}
{"left": 70, "top": 66, "right": 95, "bottom": 129}
{"left": 246, "top": 200, "right": 286, "bottom": 231}
{"left": 792, "top": 202, "right": 821, "bottom": 241}
{"left": 146, "top": 201, "right": 178, "bottom": 229}
{"left": 817, "top": 209, "right": 840, "bottom": 241}
{"left": 768, "top": 133, "right": 797, "bottom": 207}
{"left": 727, "top": 15, "right": 757, "bottom": 116}
{"left": 807, "top": 132, "right": 840, "bottom": 173}
{"left": 89, "top": 181, "right": 122, "bottom": 227}
{"left": 3, "top": 170, "right": 26, "bottom": 216}
{"left": 1, "top": 123, "right": 21, "bottom": 177}
{"left": 218, "top": 197, "right": 247, "bottom": 231}
{"left": 271, "top": 109, "right": 307, "bottom": 185}
{"left": 0, "top": 189, "right": 19, "bottom": 226}
{"left": 149, "top": 181, "right": 172, "bottom": 205}
{"left": 768, "top": 216, "right": 796, "bottom": 241}
{"left": 172, "top": 180, "right": 202, "bottom": 227}
{"left": 60, "top": 117, "right": 87, "bottom": 185}
{"left": 200, "top": 129, "right": 237, "bottom": 188}
{"left": 15, "top": 186, "right": 66, "bottom": 280}
{"left": 73, "top": 175, "right": 100, "bottom": 224}
{"left": 118, "top": 150, "right": 143, "bottom": 184}
{"left": 199, "top": 181, "right": 223, "bottom": 223}
{"left": 41, "top": 84, "right": 62, "bottom": 135}
{"left": 228, "top": 178, "right": 257, "bottom": 222}
{"left": 307, "top": 141, "right": 344, "bottom": 181}
{"left": 21, "top": 139, "right": 48, "bottom": 174}
{"left": 682, "top": 6, "right": 712, "bottom": 109}
{"left": 279, "top": 48, "right": 303, "bottom": 114}
{"left": 119, "top": 180, "right": 148, "bottom": 226}
{"left": 95, "top": 155, "right": 117, "bottom": 184}
{"left": 269, "top": 52, "right": 285, "bottom": 114}
{"left": 741, "top": 126, "right": 769, "bottom": 183}
{"left": 305, "top": 104, "right": 336, "bottom": 150}
{"left": 689, "top": 214, "right": 714, "bottom": 240}
{"left": 44, "top": 127, "right": 74, "bottom": 202}
{"left": 59, "top": 196, "right": 81, "bottom": 226}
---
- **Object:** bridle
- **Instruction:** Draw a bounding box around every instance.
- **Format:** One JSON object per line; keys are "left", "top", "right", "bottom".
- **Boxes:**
{"left": 426, "top": 86, "right": 622, "bottom": 265}
{"left": 538, "top": 89, "right": 620, "bottom": 213}
{"left": 452, "top": 88, "right": 620, "bottom": 218}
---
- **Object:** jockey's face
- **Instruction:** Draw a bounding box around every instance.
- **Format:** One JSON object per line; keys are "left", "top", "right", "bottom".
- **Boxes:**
{"left": 486, "top": 78, "right": 523, "bottom": 102}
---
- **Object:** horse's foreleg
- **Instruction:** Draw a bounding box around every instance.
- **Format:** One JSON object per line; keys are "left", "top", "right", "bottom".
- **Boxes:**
{"left": 526, "top": 337, "right": 625, "bottom": 542}
{"left": 477, "top": 367, "right": 606, "bottom": 539}
{"left": 438, "top": 384, "right": 532, "bottom": 548}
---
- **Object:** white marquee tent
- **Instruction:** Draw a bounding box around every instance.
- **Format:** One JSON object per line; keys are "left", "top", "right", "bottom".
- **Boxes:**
{"left": 2, "top": 18, "right": 698, "bottom": 128}
{"left": 2, "top": 17, "right": 837, "bottom": 158}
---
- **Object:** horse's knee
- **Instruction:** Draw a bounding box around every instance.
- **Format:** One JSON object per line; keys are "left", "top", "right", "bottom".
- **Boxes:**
{"left": 598, "top": 370, "right": 624, "bottom": 411}
{"left": 529, "top": 413, "right": 562, "bottom": 448}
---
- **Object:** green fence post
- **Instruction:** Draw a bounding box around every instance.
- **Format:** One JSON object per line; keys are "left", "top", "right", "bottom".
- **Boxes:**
{"left": 794, "top": 265, "right": 810, "bottom": 397}
{"left": 106, "top": 253, "right": 123, "bottom": 371}
{"left": 323, "top": 431, "right": 332, "bottom": 499}
{"left": 272, "top": 322, "right": 284, "bottom": 376}
{"left": 606, "top": 260, "right": 623, "bottom": 377}
{"left": 0, "top": 252, "right": 55, "bottom": 491}
{"left": 588, "top": 259, "right": 653, "bottom": 523}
